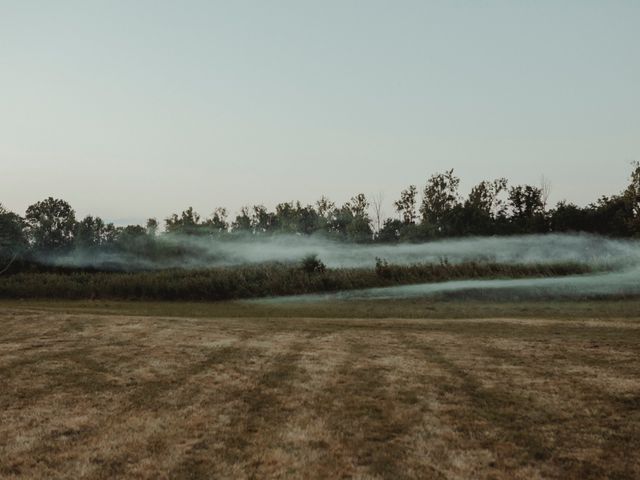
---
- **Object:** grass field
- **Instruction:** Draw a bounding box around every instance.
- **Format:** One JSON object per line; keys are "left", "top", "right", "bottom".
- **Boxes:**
{"left": 1, "top": 300, "right": 639, "bottom": 479}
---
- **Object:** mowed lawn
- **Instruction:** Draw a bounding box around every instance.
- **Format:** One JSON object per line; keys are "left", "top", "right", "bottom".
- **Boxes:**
{"left": 1, "top": 303, "right": 639, "bottom": 479}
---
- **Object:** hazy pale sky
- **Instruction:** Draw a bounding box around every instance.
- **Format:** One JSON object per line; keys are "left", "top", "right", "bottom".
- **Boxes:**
{"left": 1, "top": 1, "right": 638, "bottom": 224}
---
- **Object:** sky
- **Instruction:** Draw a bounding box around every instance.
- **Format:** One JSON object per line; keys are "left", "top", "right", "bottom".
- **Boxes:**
{"left": 1, "top": 1, "right": 639, "bottom": 225}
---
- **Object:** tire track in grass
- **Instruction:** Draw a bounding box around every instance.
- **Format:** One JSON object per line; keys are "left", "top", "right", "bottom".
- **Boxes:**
{"left": 404, "top": 334, "right": 556, "bottom": 478}
{"left": 11, "top": 343, "right": 257, "bottom": 479}
{"left": 313, "top": 334, "right": 422, "bottom": 480}
{"left": 262, "top": 331, "right": 352, "bottom": 479}
{"left": 169, "top": 336, "right": 308, "bottom": 479}
{"left": 92, "top": 341, "right": 267, "bottom": 479}
{"left": 479, "top": 341, "right": 640, "bottom": 480}
{"left": 0, "top": 347, "right": 118, "bottom": 412}
{"left": 124, "top": 344, "right": 255, "bottom": 410}
{"left": 2, "top": 315, "right": 279, "bottom": 478}
{"left": 381, "top": 335, "right": 499, "bottom": 480}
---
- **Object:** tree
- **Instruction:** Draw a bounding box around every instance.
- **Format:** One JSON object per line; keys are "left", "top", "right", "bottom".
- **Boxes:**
{"left": 588, "top": 195, "right": 633, "bottom": 237}
{"left": 420, "top": 170, "right": 461, "bottom": 235}
{"left": 74, "top": 215, "right": 106, "bottom": 248}
{"left": 540, "top": 175, "right": 552, "bottom": 209}
{"left": 508, "top": 185, "right": 544, "bottom": 218}
{"left": 206, "top": 208, "right": 228, "bottom": 234}
{"left": 297, "top": 204, "right": 320, "bottom": 235}
{"left": 315, "top": 196, "right": 336, "bottom": 232}
{"left": 146, "top": 218, "right": 159, "bottom": 236}
{"left": 252, "top": 205, "right": 274, "bottom": 234}
{"left": 328, "top": 204, "right": 352, "bottom": 238}
{"left": 347, "top": 194, "right": 373, "bottom": 241}
{"left": 25, "top": 197, "right": 76, "bottom": 251}
{"left": 101, "top": 223, "right": 119, "bottom": 245}
{"left": 394, "top": 185, "right": 418, "bottom": 224}
{"left": 549, "top": 201, "right": 591, "bottom": 233}
{"left": 165, "top": 207, "right": 203, "bottom": 235}
{"left": 273, "top": 202, "right": 299, "bottom": 233}
{"left": 349, "top": 193, "right": 369, "bottom": 218}
{"left": 507, "top": 185, "right": 547, "bottom": 233}
{"left": 115, "top": 224, "right": 151, "bottom": 256}
{"left": 270, "top": 202, "right": 322, "bottom": 235}
{"left": 371, "top": 192, "right": 384, "bottom": 234}
{"left": 624, "top": 161, "right": 640, "bottom": 234}
{"left": 231, "top": 207, "right": 252, "bottom": 233}
{"left": 457, "top": 178, "right": 508, "bottom": 235}
{"left": 327, "top": 194, "right": 372, "bottom": 241}
{"left": 377, "top": 218, "right": 403, "bottom": 242}
{"left": 0, "top": 204, "right": 26, "bottom": 261}
{"left": 467, "top": 178, "right": 508, "bottom": 216}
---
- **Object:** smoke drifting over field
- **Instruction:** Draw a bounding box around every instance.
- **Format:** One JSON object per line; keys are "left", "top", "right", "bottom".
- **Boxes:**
{"left": 46, "top": 233, "right": 637, "bottom": 269}
{"left": 263, "top": 267, "right": 640, "bottom": 303}
{"left": 39, "top": 233, "right": 640, "bottom": 300}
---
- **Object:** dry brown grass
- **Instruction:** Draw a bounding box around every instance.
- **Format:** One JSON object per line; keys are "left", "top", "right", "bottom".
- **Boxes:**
{"left": 1, "top": 304, "right": 639, "bottom": 479}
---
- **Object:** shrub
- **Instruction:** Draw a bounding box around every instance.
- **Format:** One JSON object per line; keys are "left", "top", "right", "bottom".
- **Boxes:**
{"left": 300, "top": 254, "right": 326, "bottom": 274}
{"left": 375, "top": 257, "right": 392, "bottom": 279}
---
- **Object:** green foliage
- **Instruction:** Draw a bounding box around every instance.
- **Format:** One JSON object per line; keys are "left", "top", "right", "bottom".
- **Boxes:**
{"left": 624, "top": 161, "right": 640, "bottom": 234}
{"left": 75, "top": 215, "right": 109, "bottom": 248}
{"left": 165, "top": 207, "right": 203, "bottom": 235}
{"left": 420, "top": 169, "right": 461, "bottom": 233}
{"left": 0, "top": 204, "right": 26, "bottom": 258}
{"left": 394, "top": 185, "right": 418, "bottom": 224}
{"left": 301, "top": 254, "right": 326, "bottom": 274}
{"left": 146, "top": 218, "right": 159, "bottom": 236}
{"left": 25, "top": 197, "right": 76, "bottom": 252}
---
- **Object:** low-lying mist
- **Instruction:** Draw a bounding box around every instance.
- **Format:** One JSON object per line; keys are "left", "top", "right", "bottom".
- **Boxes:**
{"left": 37, "top": 232, "right": 640, "bottom": 301}
{"left": 41, "top": 233, "right": 639, "bottom": 271}
{"left": 258, "top": 266, "right": 640, "bottom": 303}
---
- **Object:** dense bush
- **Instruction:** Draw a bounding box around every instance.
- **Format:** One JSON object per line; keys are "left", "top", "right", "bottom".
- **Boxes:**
{"left": 301, "top": 254, "right": 326, "bottom": 274}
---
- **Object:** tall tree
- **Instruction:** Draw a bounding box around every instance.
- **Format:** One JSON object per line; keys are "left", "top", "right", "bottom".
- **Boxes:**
{"left": 508, "top": 185, "right": 544, "bottom": 219}
{"left": 315, "top": 196, "right": 335, "bottom": 232}
{"left": 346, "top": 194, "right": 373, "bottom": 241}
{"left": 25, "top": 197, "right": 76, "bottom": 251}
{"left": 252, "top": 205, "right": 274, "bottom": 234}
{"left": 273, "top": 202, "right": 299, "bottom": 233}
{"left": 540, "top": 175, "right": 552, "bottom": 209}
{"left": 165, "top": 207, "right": 203, "bottom": 235}
{"left": 231, "top": 207, "right": 252, "bottom": 233}
{"left": 206, "top": 208, "right": 228, "bottom": 234}
{"left": 394, "top": 185, "right": 418, "bottom": 224}
{"left": 420, "top": 170, "right": 461, "bottom": 234}
{"left": 467, "top": 178, "right": 508, "bottom": 216}
{"left": 377, "top": 218, "right": 403, "bottom": 242}
{"left": 296, "top": 204, "right": 320, "bottom": 235}
{"left": 146, "top": 218, "right": 159, "bottom": 236}
{"left": 0, "top": 204, "right": 26, "bottom": 260}
{"left": 371, "top": 192, "right": 384, "bottom": 234}
{"left": 74, "top": 215, "right": 106, "bottom": 248}
{"left": 624, "top": 161, "right": 640, "bottom": 234}
{"left": 549, "top": 201, "right": 591, "bottom": 233}
{"left": 507, "top": 185, "right": 547, "bottom": 233}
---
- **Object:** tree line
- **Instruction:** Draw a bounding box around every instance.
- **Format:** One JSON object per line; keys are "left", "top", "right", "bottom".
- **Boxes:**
{"left": 1, "top": 163, "right": 639, "bottom": 266}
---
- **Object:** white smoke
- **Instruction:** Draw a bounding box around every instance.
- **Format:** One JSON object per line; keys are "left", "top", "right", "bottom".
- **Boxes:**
{"left": 44, "top": 232, "right": 640, "bottom": 270}
{"left": 38, "top": 232, "right": 640, "bottom": 300}
{"left": 260, "top": 266, "right": 640, "bottom": 302}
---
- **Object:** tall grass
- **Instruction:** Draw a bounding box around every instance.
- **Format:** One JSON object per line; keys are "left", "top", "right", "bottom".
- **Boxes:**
{"left": 0, "top": 261, "right": 593, "bottom": 301}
